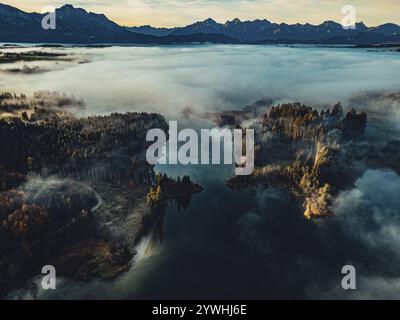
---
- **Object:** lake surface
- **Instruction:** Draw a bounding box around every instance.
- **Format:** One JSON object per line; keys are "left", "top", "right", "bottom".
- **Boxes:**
{"left": 1, "top": 44, "right": 400, "bottom": 119}
{"left": 5, "top": 45, "right": 400, "bottom": 299}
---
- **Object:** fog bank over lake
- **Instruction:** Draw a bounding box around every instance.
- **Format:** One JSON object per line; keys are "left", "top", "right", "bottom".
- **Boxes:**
{"left": 3, "top": 44, "right": 400, "bottom": 300}
{"left": 1, "top": 45, "right": 400, "bottom": 118}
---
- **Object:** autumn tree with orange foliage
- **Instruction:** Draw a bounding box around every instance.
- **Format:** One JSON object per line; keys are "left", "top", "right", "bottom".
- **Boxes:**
{"left": 2, "top": 204, "right": 49, "bottom": 242}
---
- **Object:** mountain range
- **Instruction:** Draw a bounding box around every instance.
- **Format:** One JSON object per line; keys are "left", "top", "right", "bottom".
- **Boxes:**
{"left": 1, "top": 3, "right": 399, "bottom": 45}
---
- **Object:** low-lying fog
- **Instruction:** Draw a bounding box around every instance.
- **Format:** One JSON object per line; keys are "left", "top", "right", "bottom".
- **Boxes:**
{"left": 3, "top": 44, "right": 400, "bottom": 300}
{"left": 1, "top": 45, "right": 400, "bottom": 118}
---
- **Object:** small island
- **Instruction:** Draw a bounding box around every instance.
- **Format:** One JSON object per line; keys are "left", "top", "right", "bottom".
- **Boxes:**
{"left": 188, "top": 101, "right": 400, "bottom": 219}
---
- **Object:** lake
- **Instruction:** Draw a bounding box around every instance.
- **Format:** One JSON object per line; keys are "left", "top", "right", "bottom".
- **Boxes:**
{"left": 4, "top": 44, "right": 400, "bottom": 300}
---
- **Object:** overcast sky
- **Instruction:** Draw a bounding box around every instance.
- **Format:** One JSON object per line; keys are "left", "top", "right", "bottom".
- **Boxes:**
{"left": 2, "top": 0, "right": 400, "bottom": 27}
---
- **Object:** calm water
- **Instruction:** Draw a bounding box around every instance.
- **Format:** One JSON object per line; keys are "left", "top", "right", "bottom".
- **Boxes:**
{"left": 5, "top": 45, "right": 400, "bottom": 299}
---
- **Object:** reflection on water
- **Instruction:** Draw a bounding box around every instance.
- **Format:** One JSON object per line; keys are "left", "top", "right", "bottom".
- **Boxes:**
{"left": 4, "top": 45, "right": 400, "bottom": 299}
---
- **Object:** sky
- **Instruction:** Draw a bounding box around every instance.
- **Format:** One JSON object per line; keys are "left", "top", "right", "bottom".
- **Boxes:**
{"left": 2, "top": 0, "right": 400, "bottom": 27}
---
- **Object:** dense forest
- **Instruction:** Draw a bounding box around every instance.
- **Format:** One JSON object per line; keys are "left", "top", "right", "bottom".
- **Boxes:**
{"left": 227, "top": 102, "right": 399, "bottom": 219}
{"left": 0, "top": 94, "right": 202, "bottom": 297}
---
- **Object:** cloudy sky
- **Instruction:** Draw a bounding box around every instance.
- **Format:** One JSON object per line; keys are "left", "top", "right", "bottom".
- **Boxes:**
{"left": 2, "top": 0, "right": 400, "bottom": 27}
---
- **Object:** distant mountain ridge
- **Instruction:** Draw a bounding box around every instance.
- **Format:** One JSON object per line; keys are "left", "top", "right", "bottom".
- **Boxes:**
{"left": 0, "top": 3, "right": 155, "bottom": 43}
{"left": 1, "top": 3, "right": 399, "bottom": 44}
{"left": 127, "top": 17, "right": 400, "bottom": 44}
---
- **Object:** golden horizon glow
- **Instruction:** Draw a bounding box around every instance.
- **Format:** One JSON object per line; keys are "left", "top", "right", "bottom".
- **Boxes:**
{"left": 1, "top": 0, "right": 399, "bottom": 28}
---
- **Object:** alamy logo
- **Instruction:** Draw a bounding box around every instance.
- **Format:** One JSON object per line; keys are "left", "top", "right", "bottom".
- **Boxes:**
{"left": 341, "top": 5, "right": 357, "bottom": 30}
{"left": 41, "top": 6, "right": 56, "bottom": 30}
{"left": 341, "top": 265, "right": 356, "bottom": 290}
{"left": 146, "top": 121, "right": 255, "bottom": 176}
{"left": 41, "top": 265, "right": 56, "bottom": 290}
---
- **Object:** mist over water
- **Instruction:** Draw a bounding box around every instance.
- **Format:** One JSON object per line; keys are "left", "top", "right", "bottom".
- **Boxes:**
{"left": 1, "top": 45, "right": 400, "bottom": 118}
{"left": 4, "top": 45, "right": 400, "bottom": 299}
